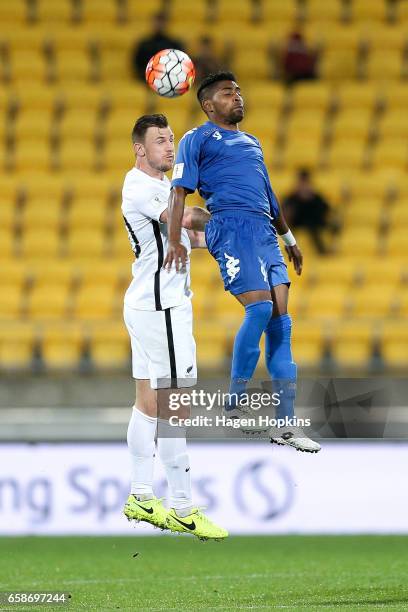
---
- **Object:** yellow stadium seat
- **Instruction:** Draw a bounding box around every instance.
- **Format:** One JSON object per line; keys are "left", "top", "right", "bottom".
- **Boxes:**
{"left": 364, "top": 25, "right": 408, "bottom": 52}
{"left": 304, "top": 285, "right": 347, "bottom": 319}
{"left": 56, "top": 50, "right": 91, "bottom": 82}
{"left": 360, "top": 259, "right": 404, "bottom": 286}
{"left": 30, "top": 261, "right": 75, "bottom": 288}
{"left": 41, "top": 323, "right": 84, "bottom": 369}
{"left": 383, "top": 84, "right": 408, "bottom": 110}
{"left": 327, "top": 139, "right": 366, "bottom": 170}
{"left": 194, "top": 322, "right": 229, "bottom": 369}
{"left": 287, "top": 109, "right": 326, "bottom": 140}
{"left": 343, "top": 198, "right": 383, "bottom": 227}
{"left": 28, "top": 285, "right": 71, "bottom": 320}
{"left": 319, "top": 49, "right": 357, "bottom": 80}
{"left": 21, "top": 174, "right": 65, "bottom": 199}
{"left": 371, "top": 139, "right": 408, "bottom": 169}
{"left": 212, "top": 288, "right": 244, "bottom": 325}
{"left": 0, "top": 323, "right": 35, "bottom": 369}
{"left": 234, "top": 49, "right": 270, "bottom": 81}
{"left": 312, "top": 258, "right": 358, "bottom": 286}
{"left": 398, "top": 288, "right": 408, "bottom": 316}
{"left": 36, "top": 0, "right": 72, "bottom": 21}
{"left": 242, "top": 112, "right": 280, "bottom": 140}
{"left": 13, "top": 140, "right": 50, "bottom": 172}
{"left": 291, "top": 83, "right": 333, "bottom": 112}
{"left": 351, "top": 287, "right": 394, "bottom": 318}
{"left": 366, "top": 50, "right": 403, "bottom": 80}
{"left": 59, "top": 139, "right": 96, "bottom": 171}
{"left": 67, "top": 229, "right": 107, "bottom": 259}
{"left": 305, "top": 0, "right": 342, "bottom": 22}
{"left": 90, "top": 322, "right": 130, "bottom": 368}
{"left": 59, "top": 85, "right": 106, "bottom": 111}
{"left": 20, "top": 228, "right": 61, "bottom": 259}
{"left": 380, "top": 111, "right": 408, "bottom": 139}
{"left": 313, "top": 172, "right": 347, "bottom": 207}
{"left": 353, "top": 0, "right": 387, "bottom": 21}
{"left": 79, "top": 261, "right": 125, "bottom": 288}
{"left": 382, "top": 321, "right": 408, "bottom": 368}
{"left": 282, "top": 137, "right": 321, "bottom": 169}
{"left": 104, "top": 139, "right": 134, "bottom": 171}
{"left": 105, "top": 111, "right": 140, "bottom": 140}
{"left": 245, "top": 83, "right": 285, "bottom": 112}
{"left": 387, "top": 228, "right": 408, "bottom": 255}
{"left": 81, "top": 0, "right": 118, "bottom": 22}
{"left": 100, "top": 50, "right": 132, "bottom": 82}
{"left": 0, "top": 0, "right": 27, "bottom": 23}
{"left": 67, "top": 199, "right": 108, "bottom": 230}
{"left": 332, "top": 108, "right": 373, "bottom": 140}
{"left": 0, "top": 201, "right": 16, "bottom": 231}
{"left": 337, "top": 227, "right": 379, "bottom": 256}
{"left": 0, "top": 261, "right": 27, "bottom": 288}
{"left": 388, "top": 203, "right": 408, "bottom": 229}
{"left": 291, "top": 320, "right": 324, "bottom": 367}
{"left": 0, "top": 286, "right": 22, "bottom": 319}
{"left": 74, "top": 285, "right": 118, "bottom": 319}
{"left": 332, "top": 321, "right": 373, "bottom": 368}
{"left": 15, "top": 85, "right": 57, "bottom": 111}
{"left": 21, "top": 199, "right": 62, "bottom": 230}
{"left": 337, "top": 82, "right": 382, "bottom": 110}
{"left": 59, "top": 110, "right": 98, "bottom": 140}
{"left": 345, "top": 170, "right": 392, "bottom": 200}
{"left": 107, "top": 84, "right": 149, "bottom": 111}
{"left": 10, "top": 50, "right": 47, "bottom": 82}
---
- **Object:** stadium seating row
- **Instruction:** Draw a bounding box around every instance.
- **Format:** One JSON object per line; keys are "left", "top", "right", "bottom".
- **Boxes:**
{"left": 0, "top": 319, "right": 407, "bottom": 371}
{"left": 1, "top": 0, "right": 408, "bottom": 26}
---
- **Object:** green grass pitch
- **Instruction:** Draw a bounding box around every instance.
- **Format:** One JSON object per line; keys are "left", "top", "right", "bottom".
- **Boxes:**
{"left": 1, "top": 535, "right": 408, "bottom": 611}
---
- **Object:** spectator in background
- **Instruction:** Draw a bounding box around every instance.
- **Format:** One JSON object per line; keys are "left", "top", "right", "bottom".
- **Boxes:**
{"left": 193, "top": 36, "right": 222, "bottom": 83}
{"left": 132, "top": 12, "right": 185, "bottom": 81}
{"left": 281, "top": 30, "right": 318, "bottom": 85}
{"left": 283, "top": 169, "right": 333, "bottom": 254}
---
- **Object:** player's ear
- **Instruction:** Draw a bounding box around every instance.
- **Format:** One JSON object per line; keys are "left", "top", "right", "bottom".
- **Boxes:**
{"left": 133, "top": 142, "right": 145, "bottom": 158}
{"left": 202, "top": 98, "right": 214, "bottom": 115}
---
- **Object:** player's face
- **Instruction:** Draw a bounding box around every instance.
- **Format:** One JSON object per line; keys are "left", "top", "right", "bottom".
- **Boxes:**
{"left": 142, "top": 126, "right": 175, "bottom": 172}
{"left": 210, "top": 81, "right": 244, "bottom": 124}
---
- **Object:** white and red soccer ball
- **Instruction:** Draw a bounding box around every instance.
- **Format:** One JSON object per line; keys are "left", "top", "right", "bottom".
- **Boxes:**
{"left": 145, "top": 49, "right": 195, "bottom": 98}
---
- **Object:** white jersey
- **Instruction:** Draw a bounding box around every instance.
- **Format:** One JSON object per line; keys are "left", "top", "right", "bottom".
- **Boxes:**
{"left": 122, "top": 167, "right": 192, "bottom": 311}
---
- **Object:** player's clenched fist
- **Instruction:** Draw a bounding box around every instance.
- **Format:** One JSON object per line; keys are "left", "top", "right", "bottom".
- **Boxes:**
{"left": 164, "top": 241, "right": 188, "bottom": 272}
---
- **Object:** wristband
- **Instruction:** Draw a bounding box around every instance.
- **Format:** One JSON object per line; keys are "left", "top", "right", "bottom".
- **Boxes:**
{"left": 280, "top": 230, "right": 296, "bottom": 247}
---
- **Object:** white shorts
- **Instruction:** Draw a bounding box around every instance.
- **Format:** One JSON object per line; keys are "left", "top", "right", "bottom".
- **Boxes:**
{"left": 123, "top": 300, "right": 197, "bottom": 389}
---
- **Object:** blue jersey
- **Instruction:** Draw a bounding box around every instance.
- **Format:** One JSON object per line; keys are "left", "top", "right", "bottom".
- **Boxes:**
{"left": 171, "top": 121, "right": 280, "bottom": 219}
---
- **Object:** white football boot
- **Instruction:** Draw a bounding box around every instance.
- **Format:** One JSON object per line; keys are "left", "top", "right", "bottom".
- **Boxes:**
{"left": 269, "top": 425, "right": 321, "bottom": 453}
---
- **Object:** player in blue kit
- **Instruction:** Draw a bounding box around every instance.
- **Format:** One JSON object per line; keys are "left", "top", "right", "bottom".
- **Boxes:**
{"left": 164, "top": 72, "right": 320, "bottom": 453}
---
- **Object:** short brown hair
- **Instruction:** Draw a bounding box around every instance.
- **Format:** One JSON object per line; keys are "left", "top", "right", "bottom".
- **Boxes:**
{"left": 132, "top": 114, "right": 168, "bottom": 143}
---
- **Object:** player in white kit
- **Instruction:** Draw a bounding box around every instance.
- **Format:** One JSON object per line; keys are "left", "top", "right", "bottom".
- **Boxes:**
{"left": 122, "top": 114, "right": 227, "bottom": 540}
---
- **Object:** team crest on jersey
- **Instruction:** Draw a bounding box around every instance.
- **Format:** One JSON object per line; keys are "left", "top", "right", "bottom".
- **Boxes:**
{"left": 212, "top": 130, "right": 222, "bottom": 140}
{"left": 224, "top": 252, "right": 240, "bottom": 283}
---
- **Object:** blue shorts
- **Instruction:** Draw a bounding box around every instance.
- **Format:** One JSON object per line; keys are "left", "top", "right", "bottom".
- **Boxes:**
{"left": 205, "top": 212, "right": 290, "bottom": 296}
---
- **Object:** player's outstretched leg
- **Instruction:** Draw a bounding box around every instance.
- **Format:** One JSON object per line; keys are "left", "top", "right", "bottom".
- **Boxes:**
{"left": 223, "top": 300, "right": 273, "bottom": 429}
{"left": 265, "top": 314, "right": 321, "bottom": 453}
{"left": 157, "top": 418, "right": 228, "bottom": 540}
{"left": 165, "top": 507, "right": 228, "bottom": 541}
{"left": 123, "top": 406, "right": 169, "bottom": 529}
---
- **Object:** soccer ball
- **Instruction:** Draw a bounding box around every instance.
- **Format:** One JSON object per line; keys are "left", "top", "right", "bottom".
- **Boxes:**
{"left": 145, "top": 49, "right": 195, "bottom": 98}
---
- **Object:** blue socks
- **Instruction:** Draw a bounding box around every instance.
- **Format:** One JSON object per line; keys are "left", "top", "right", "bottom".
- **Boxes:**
{"left": 227, "top": 300, "right": 273, "bottom": 408}
{"left": 265, "top": 314, "right": 297, "bottom": 420}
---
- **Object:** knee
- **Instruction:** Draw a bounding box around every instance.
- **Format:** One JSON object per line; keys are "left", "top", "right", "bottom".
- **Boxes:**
{"left": 269, "top": 359, "right": 297, "bottom": 381}
{"left": 246, "top": 300, "right": 273, "bottom": 326}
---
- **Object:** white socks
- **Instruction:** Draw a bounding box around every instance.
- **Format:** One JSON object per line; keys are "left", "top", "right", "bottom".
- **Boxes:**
{"left": 127, "top": 407, "right": 156, "bottom": 498}
{"left": 127, "top": 406, "right": 193, "bottom": 514}
{"left": 157, "top": 419, "right": 193, "bottom": 515}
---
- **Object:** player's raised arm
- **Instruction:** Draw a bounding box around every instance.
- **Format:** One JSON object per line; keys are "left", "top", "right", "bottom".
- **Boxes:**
{"left": 272, "top": 192, "right": 303, "bottom": 276}
{"left": 164, "top": 186, "right": 188, "bottom": 271}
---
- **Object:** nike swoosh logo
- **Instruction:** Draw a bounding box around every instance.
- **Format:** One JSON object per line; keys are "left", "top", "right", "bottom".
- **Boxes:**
{"left": 135, "top": 503, "right": 154, "bottom": 514}
{"left": 173, "top": 516, "right": 196, "bottom": 530}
